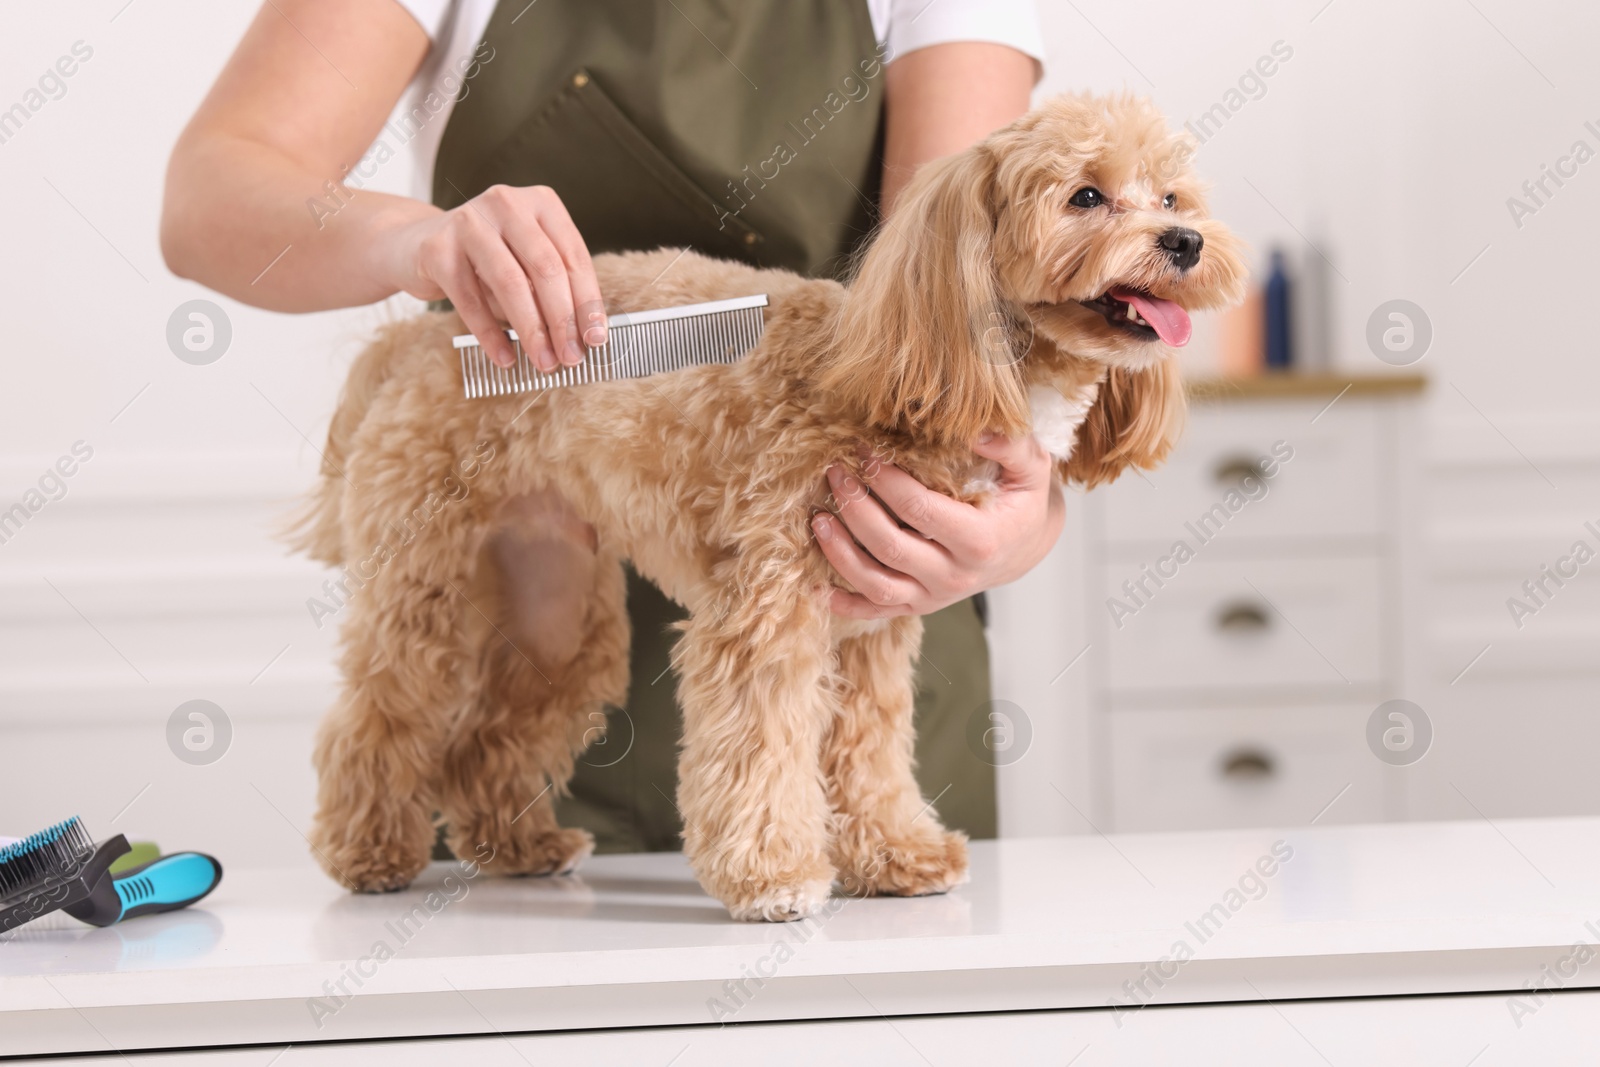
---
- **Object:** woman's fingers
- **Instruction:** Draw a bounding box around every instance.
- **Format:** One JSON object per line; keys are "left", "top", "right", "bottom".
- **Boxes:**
{"left": 429, "top": 238, "right": 513, "bottom": 368}
{"left": 972, "top": 431, "right": 1052, "bottom": 491}
{"left": 852, "top": 458, "right": 962, "bottom": 543}
{"left": 410, "top": 184, "right": 605, "bottom": 372}
{"left": 811, "top": 511, "right": 926, "bottom": 613}
{"left": 531, "top": 188, "right": 607, "bottom": 348}
{"left": 815, "top": 432, "right": 1063, "bottom": 621}
{"left": 826, "top": 465, "right": 945, "bottom": 577}
{"left": 486, "top": 184, "right": 601, "bottom": 367}
{"left": 459, "top": 209, "right": 554, "bottom": 371}
{"left": 495, "top": 211, "right": 580, "bottom": 367}
{"left": 828, "top": 586, "right": 915, "bottom": 620}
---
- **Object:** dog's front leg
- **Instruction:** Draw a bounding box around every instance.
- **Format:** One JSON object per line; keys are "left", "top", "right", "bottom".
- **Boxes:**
{"left": 673, "top": 582, "right": 837, "bottom": 922}
{"left": 824, "top": 618, "right": 969, "bottom": 898}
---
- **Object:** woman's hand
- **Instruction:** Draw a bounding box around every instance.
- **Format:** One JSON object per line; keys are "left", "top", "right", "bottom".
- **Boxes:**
{"left": 376, "top": 184, "right": 607, "bottom": 372}
{"left": 811, "top": 433, "right": 1064, "bottom": 619}
{"left": 160, "top": 0, "right": 611, "bottom": 363}
{"left": 810, "top": 41, "right": 1048, "bottom": 620}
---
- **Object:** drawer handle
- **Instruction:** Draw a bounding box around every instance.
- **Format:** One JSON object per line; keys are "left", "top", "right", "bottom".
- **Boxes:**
{"left": 1213, "top": 455, "right": 1265, "bottom": 485}
{"left": 1215, "top": 601, "right": 1271, "bottom": 632}
{"left": 1220, "top": 748, "right": 1275, "bottom": 781}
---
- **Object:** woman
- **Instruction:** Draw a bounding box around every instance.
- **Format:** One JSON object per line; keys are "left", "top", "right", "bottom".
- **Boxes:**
{"left": 161, "top": 0, "right": 1060, "bottom": 854}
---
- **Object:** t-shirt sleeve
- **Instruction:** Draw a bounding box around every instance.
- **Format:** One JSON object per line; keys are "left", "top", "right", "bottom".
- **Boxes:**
{"left": 883, "top": 0, "right": 1046, "bottom": 71}
{"left": 389, "top": 0, "right": 455, "bottom": 39}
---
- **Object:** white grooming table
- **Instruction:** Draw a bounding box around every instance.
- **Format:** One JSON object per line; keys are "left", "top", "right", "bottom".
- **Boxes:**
{"left": 5, "top": 817, "right": 1599, "bottom": 1064}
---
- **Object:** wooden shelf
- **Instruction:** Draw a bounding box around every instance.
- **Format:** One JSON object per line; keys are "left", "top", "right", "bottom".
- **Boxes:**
{"left": 1186, "top": 372, "right": 1427, "bottom": 402}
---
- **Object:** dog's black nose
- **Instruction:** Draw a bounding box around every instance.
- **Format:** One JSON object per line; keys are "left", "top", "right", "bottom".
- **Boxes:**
{"left": 1159, "top": 227, "right": 1203, "bottom": 271}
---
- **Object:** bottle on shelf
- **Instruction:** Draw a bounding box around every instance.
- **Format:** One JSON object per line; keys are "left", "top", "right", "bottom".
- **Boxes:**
{"left": 1264, "top": 247, "right": 1292, "bottom": 371}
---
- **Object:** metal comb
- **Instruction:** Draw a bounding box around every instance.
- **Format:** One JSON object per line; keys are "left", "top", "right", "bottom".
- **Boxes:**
{"left": 453, "top": 293, "right": 768, "bottom": 399}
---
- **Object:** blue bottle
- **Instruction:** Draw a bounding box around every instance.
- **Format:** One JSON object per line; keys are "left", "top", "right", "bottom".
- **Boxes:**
{"left": 1264, "top": 249, "right": 1292, "bottom": 371}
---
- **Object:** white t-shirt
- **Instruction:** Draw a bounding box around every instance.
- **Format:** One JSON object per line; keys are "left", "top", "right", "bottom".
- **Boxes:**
{"left": 387, "top": 0, "right": 1046, "bottom": 198}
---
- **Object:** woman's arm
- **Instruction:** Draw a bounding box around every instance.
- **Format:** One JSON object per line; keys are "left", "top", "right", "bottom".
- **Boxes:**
{"left": 816, "top": 41, "right": 1063, "bottom": 619}
{"left": 161, "top": 0, "right": 604, "bottom": 369}
{"left": 160, "top": 0, "right": 428, "bottom": 310}
{"left": 879, "top": 42, "right": 1037, "bottom": 218}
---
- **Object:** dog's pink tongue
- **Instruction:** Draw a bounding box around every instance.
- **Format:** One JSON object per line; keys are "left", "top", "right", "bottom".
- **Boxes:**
{"left": 1112, "top": 287, "right": 1192, "bottom": 347}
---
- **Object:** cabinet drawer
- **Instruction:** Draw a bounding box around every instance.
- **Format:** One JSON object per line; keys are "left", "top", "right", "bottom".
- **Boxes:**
{"left": 1101, "top": 555, "right": 1384, "bottom": 692}
{"left": 1109, "top": 704, "right": 1387, "bottom": 832}
{"left": 1096, "top": 400, "right": 1383, "bottom": 546}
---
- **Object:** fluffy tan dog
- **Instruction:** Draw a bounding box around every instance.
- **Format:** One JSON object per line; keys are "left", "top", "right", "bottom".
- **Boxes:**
{"left": 297, "top": 94, "right": 1245, "bottom": 921}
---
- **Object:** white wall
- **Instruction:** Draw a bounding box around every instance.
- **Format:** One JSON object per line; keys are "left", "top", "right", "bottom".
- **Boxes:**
{"left": 0, "top": 3, "right": 416, "bottom": 861}
{"left": 1, "top": 1, "right": 1596, "bottom": 859}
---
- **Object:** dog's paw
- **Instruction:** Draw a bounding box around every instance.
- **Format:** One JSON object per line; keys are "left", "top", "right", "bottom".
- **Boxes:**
{"left": 684, "top": 817, "right": 836, "bottom": 921}
{"left": 451, "top": 825, "right": 595, "bottom": 877}
{"left": 316, "top": 840, "right": 430, "bottom": 894}
{"left": 724, "top": 875, "right": 836, "bottom": 923}
{"left": 837, "top": 829, "right": 969, "bottom": 898}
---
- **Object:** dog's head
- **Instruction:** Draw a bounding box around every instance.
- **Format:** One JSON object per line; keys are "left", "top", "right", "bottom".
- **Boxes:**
{"left": 824, "top": 93, "right": 1247, "bottom": 486}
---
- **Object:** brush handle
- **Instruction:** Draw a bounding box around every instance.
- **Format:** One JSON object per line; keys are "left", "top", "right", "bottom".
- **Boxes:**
{"left": 64, "top": 852, "right": 222, "bottom": 927}
{"left": 110, "top": 853, "right": 223, "bottom": 923}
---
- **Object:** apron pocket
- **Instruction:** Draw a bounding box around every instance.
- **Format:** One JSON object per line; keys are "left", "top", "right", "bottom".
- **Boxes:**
{"left": 457, "top": 69, "right": 763, "bottom": 261}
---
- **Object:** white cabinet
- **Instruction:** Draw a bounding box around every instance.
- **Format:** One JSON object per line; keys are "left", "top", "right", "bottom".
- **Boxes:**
{"left": 1102, "top": 555, "right": 1385, "bottom": 693}
{"left": 1099, "top": 402, "right": 1385, "bottom": 544}
{"left": 1082, "top": 376, "right": 1425, "bottom": 831}
{"left": 1108, "top": 703, "right": 1388, "bottom": 831}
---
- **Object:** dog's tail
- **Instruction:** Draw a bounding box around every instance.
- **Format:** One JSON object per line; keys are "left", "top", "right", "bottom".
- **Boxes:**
{"left": 283, "top": 330, "right": 403, "bottom": 566}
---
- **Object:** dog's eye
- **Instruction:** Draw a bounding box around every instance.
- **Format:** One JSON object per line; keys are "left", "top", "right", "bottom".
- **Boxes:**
{"left": 1068, "top": 187, "right": 1104, "bottom": 209}
{"left": 1162, "top": 193, "right": 1178, "bottom": 210}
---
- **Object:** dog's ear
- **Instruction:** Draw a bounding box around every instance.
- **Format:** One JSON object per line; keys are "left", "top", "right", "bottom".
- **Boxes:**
{"left": 819, "top": 147, "right": 1029, "bottom": 446}
{"left": 1063, "top": 360, "right": 1186, "bottom": 488}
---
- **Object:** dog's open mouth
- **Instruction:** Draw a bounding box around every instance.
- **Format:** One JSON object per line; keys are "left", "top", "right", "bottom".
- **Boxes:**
{"left": 1082, "top": 286, "right": 1192, "bottom": 347}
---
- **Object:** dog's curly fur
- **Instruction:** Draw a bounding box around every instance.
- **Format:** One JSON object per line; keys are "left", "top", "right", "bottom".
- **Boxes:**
{"left": 296, "top": 94, "right": 1246, "bottom": 921}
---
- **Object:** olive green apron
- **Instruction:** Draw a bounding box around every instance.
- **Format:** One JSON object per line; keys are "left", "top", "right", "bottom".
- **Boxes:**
{"left": 430, "top": 0, "right": 996, "bottom": 853}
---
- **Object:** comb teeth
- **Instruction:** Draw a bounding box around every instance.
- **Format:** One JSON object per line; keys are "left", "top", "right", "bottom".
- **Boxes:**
{"left": 454, "top": 294, "right": 768, "bottom": 400}
{"left": 0, "top": 817, "right": 93, "bottom": 902}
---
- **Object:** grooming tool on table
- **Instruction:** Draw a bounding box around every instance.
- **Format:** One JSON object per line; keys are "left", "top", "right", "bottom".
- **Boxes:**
{"left": 0, "top": 817, "right": 222, "bottom": 933}
{"left": 454, "top": 293, "right": 768, "bottom": 399}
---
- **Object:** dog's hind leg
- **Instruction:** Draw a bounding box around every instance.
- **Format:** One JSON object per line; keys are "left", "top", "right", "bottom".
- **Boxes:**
{"left": 436, "top": 493, "right": 630, "bottom": 877}
{"left": 310, "top": 564, "right": 480, "bottom": 894}
{"left": 823, "top": 619, "right": 969, "bottom": 898}
{"left": 674, "top": 576, "right": 838, "bottom": 922}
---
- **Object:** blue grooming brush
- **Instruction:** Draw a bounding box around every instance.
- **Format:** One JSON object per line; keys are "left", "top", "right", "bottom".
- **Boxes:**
{"left": 0, "top": 817, "right": 222, "bottom": 933}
